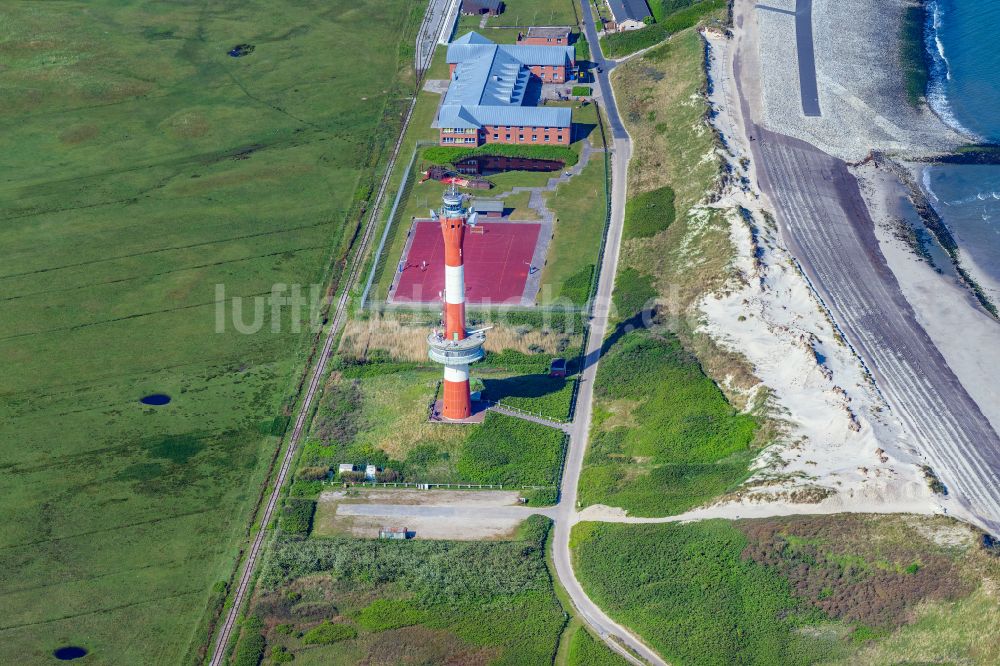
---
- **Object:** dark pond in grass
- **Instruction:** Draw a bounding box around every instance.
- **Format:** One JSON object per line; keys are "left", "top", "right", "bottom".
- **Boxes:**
{"left": 53, "top": 646, "right": 88, "bottom": 660}
{"left": 228, "top": 43, "right": 255, "bottom": 57}
{"left": 139, "top": 394, "right": 171, "bottom": 406}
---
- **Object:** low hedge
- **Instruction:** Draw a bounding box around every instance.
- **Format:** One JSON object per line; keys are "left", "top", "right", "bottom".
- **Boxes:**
{"left": 422, "top": 144, "right": 579, "bottom": 168}
{"left": 302, "top": 621, "right": 357, "bottom": 645}
{"left": 279, "top": 499, "right": 316, "bottom": 535}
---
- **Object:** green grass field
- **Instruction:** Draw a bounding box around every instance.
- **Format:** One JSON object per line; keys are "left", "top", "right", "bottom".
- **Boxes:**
{"left": 571, "top": 516, "right": 999, "bottom": 666}
{"left": 301, "top": 361, "right": 567, "bottom": 486}
{"left": 243, "top": 515, "right": 566, "bottom": 665}
{"left": 578, "top": 330, "right": 756, "bottom": 516}
{"left": 539, "top": 153, "right": 609, "bottom": 306}
{"left": 489, "top": 0, "right": 580, "bottom": 27}
{"left": 0, "top": 1, "right": 424, "bottom": 662}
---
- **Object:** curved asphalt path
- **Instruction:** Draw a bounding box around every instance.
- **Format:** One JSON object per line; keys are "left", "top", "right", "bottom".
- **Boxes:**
{"left": 544, "top": 5, "right": 667, "bottom": 665}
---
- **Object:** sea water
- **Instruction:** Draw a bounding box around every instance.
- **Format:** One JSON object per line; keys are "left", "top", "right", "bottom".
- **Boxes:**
{"left": 922, "top": 0, "right": 1000, "bottom": 297}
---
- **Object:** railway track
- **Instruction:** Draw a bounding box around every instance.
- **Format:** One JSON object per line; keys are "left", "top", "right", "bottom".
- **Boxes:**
{"left": 208, "top": 42, "right": 428, "bottom": 666}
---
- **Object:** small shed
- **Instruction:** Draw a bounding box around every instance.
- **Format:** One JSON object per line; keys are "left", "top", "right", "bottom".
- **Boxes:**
{"left": 472, "top": 198, "right": 504, "bottom": 218}
{"left": 379, "top": 527, "right": 409, "bottom": 540}
{"left": 460, "top": 0, "right": 504, "bottom": 16}
{"left": 338, "top": 463, "right": 355, "bottom": 474}
{"left": 549, "top": 358, "right": 567, "bottom": 378}
{"left": 365, "top": 464, "right": 378, "bottom": 480}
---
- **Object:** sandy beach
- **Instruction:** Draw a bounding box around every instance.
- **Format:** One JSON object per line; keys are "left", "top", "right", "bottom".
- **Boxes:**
{"left": 683, "top": 1, "right": 1000, "bottom": 531}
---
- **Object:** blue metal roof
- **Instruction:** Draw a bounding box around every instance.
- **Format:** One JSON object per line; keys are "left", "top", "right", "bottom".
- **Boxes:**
{"left": 447, "top": 32, "right": 574, "bottom": 66}
{"left": 435, "top": 32, "right": 574, "bottom": 131}
{"left": 435, "top": 104, "right": 571, "bottom": 129}
{"left": 607, "top": 0, "right": 651, "bottom": 23}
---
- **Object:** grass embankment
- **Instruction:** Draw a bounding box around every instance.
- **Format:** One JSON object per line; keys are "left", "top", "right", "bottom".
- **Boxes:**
{"left": 901, "top": 4, "right": 930, "bottom": 107}
{"left": 0, "top": 0, "right": 423, "bottom": 662}
{"left": 572, "top": 515, "right": 1000, "bottom": 666}
{"left": 578, "top": 23, "right": 762, "bottom": 515}
{"left": 235, "top": 515, "right": 565, "bottom": 664}
{"left": 613, "top": 25, "right": 740, "bottom": 339}
{"left": 579, "top": 331, "right": 756, "bottom": 515}
{"left": 540, "top": 157, "right": 610, "bottom": 305}
{"left": 600, "top": 0, "right": 726, "bottom": 58}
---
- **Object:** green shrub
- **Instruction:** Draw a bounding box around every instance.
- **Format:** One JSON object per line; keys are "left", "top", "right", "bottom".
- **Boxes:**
{"left": 422, "top": 143, "right": 579, "bottom": 167}
{"left": 515, "top": 514, "right": 553, "bottom": 546}
{"left": 662, "top": 0, "right": 726, "bottom": 32}
{"left": 233, "top": 615, "right": 266, "bottom": 666}
{"left": 257, "top": 526, "right": 565, "bottom": 664}
{"left": 296, "top": 465, "right": 330, "bottom": 482}
{"left": 302, "top": 621, "right": 357, "bottom": 645}
{"left": 354, "top": 599, "right": 426, "bottom": 632}
{"left": 269, "top": 645, "right": 293, "bottom": 663}
{"left": 457, "top": 413, "right": 566, "bottom": 486}
{"left": 279, "top": 499, "right": 316, "bottom": 535}
{"left": 520, "top": 486, "right": 559, "bottom": 506}
{"left": 650, "top": 0, "right": 699, "bottom": 22}
{"left": 624, "top": 186, "right": 675, "bottom": 239}
{"left": 572, "top": 521, "right": 844, "bottom": 665}
{"left": 600, "top": 25, "right": 667, "bottom": 59}
{"left": 482, "top": 348, "right": 557, "bottom": 374}
{"left": 288, "top": 479, "right": 325, "bottom": 498}
{"left": 482, "top": 374, "right": 576, "bottom": 421}
{"left": 260, "top": 533, "right": 553, "bottom": 608}
{"left": 612, "top": 268, "right": 658, "bottom": 321}
{"left": 571, "top": 86, "right": 592, "bottom": 96}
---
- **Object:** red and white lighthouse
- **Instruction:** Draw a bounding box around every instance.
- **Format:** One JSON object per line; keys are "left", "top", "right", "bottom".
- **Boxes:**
{"left": 428, "top": 188, "right": 486, "bottom": 420}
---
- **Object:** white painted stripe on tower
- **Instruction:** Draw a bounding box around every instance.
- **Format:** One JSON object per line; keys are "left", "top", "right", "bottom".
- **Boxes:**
{"left": 444, "top": 264, "right": 465, "bottom": 304}
{"left": 443, "top": 364, "right": 469, "bottom": 382}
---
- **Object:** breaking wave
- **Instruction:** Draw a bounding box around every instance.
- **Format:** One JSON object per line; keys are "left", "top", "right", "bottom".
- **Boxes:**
{"left": 924, "top": 0, "right": 980, "bottom": 140}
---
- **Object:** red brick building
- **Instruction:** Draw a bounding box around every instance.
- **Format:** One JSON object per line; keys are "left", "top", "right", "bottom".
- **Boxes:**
{"left": 436, "top": 32, "right": 575, "bottom": 146}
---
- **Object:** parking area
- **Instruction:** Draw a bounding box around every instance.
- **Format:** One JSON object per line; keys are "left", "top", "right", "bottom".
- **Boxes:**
{"left": 313, "top": 489, "right": 555, "bottom": 540}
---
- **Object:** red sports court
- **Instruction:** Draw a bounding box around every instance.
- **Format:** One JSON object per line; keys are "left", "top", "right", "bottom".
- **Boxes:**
{"left": 392, "top": 220, "right": 541, "bottom": 304}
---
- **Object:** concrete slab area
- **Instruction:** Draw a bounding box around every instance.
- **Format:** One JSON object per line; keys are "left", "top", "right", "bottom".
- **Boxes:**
{"left": 313, "top": 489, "right": 555, "bottom": 540}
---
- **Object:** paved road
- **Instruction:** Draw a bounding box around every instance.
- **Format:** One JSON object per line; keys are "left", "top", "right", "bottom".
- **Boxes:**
{"left": 541, "top": 5, "right": 667, "bottom": 665}
{"left": 794, "top": 0, "right": 821, "bottom": 116}
{"left": 749, "top": 129, "right": 1000, "bottom": 532}
{"left": 578, "top": 2, "right": 628, "bottom": 139}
